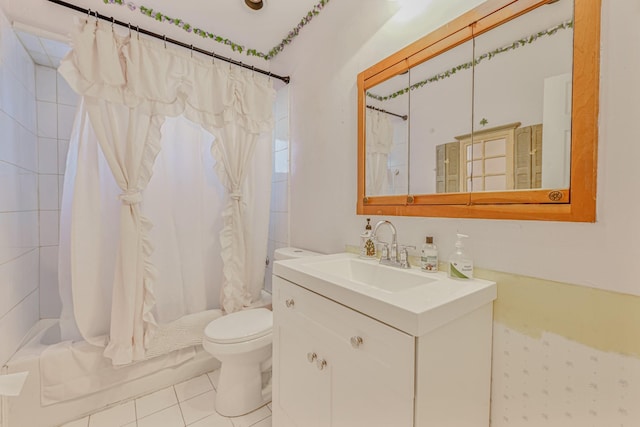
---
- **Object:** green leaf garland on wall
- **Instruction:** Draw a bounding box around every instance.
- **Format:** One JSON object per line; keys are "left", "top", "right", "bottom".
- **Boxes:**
{"left": 367, "top": 20, "right": 573, "bottom": 102}
{"left": 102, "top": 0, "right": 331, "bottom": 60}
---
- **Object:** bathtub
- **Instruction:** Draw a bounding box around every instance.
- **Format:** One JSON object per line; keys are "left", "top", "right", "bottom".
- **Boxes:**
{"left": 1, "top": 291, "right": 271, "bottom": 427}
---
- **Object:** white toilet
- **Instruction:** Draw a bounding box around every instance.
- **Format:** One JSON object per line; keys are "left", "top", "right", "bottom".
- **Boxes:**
{"left": 203, "top": 247, "right": 320, "bottom": 417}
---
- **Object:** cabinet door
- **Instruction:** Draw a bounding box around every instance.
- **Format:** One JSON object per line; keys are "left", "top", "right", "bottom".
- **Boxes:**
{"left": 273, "top": 276, "right": 414, "bottom": 427}
{"left": 327, "top": 302, "right": 414, "bottom": 427}
{"left": 273, "top": 276, "right": 334, "bottom": 427}
{"left": 275, "top": 307, "right": 332, "bottom": 427}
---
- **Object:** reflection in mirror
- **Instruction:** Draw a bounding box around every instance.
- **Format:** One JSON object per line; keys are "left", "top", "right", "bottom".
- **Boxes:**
{"left": 358, "top": 0, "right": 599, "bottom": 221}
{"left": 365, "top": 72, "right": 409, "bottom": 197}
{"left": 407, "top": 40, "right": 474, "bottom": 195}
{"left": 470, "top": 0, "right": 574, "bottom": 192}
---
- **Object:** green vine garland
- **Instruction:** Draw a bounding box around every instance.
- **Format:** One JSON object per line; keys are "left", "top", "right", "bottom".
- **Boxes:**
{"left": 102, "top": 0, "right": 331, "bottom": 60}
{"left": 367, "top": 19, "right": 573, "bottom": 102}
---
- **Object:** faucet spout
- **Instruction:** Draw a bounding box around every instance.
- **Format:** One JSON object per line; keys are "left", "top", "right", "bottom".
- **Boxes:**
{"left": 371, "top": 220, "right": 397, "bottom": 248}
{"left": 370, "top": 220, "right": 412, "bottom": 268}
{"left": 371, "top": 220, "right": 398, "bottom": 264}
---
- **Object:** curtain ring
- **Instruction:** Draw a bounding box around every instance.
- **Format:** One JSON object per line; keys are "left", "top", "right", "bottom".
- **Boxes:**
{"left": 251, "top": 65, "right": 255, "bottom": 76}
{"left": 128, "top": 22, "right": 131, "bottom": 37}
{"left": 267, "top": 71, "right": 271, "bottom": 81}
{"left": 136, "top": 25, "right": 140, "bottom": 40}
{"left": 190, "top": 44, "right": 193, "bottom": 58}
{"left": 163, "top": 35, "right": 167, "bottom": 49}
{"left": 86, "top": 8, "right": 91, "bottom": 23}
{"left": 211, "top": 50, "right": 215, "bottom": 64}
{"left": 111, "top": 17, "right": 115, "bottom": 33}
{"left": 94, "top": 10, "right": 99, "bottom": 23}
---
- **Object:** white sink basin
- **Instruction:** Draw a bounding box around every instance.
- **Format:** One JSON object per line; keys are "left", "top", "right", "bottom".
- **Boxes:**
{"left": 307, "top": 257, "right": 436, "bottom": 293}
{"left": 273, "top": 252, "right": 496, "bottom": 337}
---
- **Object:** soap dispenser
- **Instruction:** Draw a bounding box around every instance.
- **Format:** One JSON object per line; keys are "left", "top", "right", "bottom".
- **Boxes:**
{"left": 360, "top": 218, "right": 376, "bottom": 259}
{"left": 448, "top": 233, "right": 473, "bottom": 279}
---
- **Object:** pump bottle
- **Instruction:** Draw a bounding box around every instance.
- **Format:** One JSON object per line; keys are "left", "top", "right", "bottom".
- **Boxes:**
{"left": 448, "top": 233, "right": 473, "bottom": 279}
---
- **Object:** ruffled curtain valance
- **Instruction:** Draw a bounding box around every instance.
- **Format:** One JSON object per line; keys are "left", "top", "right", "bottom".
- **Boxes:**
{"left": 60, "top": 20, "right": 274, "bottom": 133}
{"left": 58, "top": 19, "right": 275, "bottom": 365}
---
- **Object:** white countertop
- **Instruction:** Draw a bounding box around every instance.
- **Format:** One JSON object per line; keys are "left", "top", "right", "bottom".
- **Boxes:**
{"left": 273, "top": 252, "right": 497, "bottom": 337}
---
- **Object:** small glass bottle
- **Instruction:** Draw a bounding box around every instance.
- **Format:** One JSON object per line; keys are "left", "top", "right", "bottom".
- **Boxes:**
{"left": 420, "top": 236, "right": 438, "bottom": 272}
{"left": 360, "top": 218, "right": 377, "bottom": 259}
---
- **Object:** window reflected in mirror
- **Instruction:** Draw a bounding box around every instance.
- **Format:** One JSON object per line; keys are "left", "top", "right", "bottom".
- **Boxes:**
{"left": 470, "top": 0, "right": 574, "bottom": 192}
{"left": 357, "top": 0, "right": 599, "bottom": 222}
{"left": 408, "top": 39, "right": 474, "bottom": 195}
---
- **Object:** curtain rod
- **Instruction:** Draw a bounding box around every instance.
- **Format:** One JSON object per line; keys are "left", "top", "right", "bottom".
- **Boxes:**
{"left": 46, "top": 0, "right": 290, "bottom": 84}
{"left": 366, "top": 105, "right": 408, "bottom": 121}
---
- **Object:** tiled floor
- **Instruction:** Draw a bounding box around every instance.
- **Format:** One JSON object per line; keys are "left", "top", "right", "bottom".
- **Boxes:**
{"left": 59, "top": 370, "right": 272, "bottom": 427}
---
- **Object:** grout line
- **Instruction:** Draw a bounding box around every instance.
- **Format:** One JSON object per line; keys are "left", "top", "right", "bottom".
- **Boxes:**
{"left": 0, "top": 247, "right": 37, "bottom": 266}
{"left": 132, "top": 394, "right": 138, "bottom": 425}
{"left": 172, "top": 386, "right": 187, "bottom": 427}
{"left": 0, "top": 208, "right": 40, "bottom": 214}
{"left": 0, "top": 287, "right": 38, "bottom": 325}
{"left": 0, "top": 159, "right": 38, "bottom": 175}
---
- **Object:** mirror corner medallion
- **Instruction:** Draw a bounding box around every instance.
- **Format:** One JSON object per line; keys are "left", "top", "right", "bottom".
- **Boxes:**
{"left": 357, "top": 0, "right": 600, "bottom": 222}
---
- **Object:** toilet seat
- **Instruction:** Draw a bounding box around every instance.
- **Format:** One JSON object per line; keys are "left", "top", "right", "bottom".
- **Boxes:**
{"left": 204, "top": 308, "right": 272, "bottom": 344}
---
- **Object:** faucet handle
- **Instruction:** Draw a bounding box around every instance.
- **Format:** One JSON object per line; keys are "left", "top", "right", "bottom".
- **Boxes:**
{"left": 398, "top": 245, "right": 416, "bottom": 254}
{"left": 379, "top": 243, "right": 390, "bottom": 260}
{"left": 398, "top": 245, "right": 416, "bottom": 268}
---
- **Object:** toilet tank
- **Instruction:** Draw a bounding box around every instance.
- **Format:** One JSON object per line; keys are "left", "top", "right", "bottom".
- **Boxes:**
{"left": 274, "top": 247, "right": 322, "bottom": 261}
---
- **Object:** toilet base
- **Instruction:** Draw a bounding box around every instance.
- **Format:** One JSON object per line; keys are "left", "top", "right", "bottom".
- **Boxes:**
{"left": 215, "top": 360, "right": 272, "bottom": 417}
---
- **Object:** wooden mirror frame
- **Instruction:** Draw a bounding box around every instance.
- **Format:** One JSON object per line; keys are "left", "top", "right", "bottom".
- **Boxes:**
{"left": 357, "top": 0, "right": 600, "bottom": 222}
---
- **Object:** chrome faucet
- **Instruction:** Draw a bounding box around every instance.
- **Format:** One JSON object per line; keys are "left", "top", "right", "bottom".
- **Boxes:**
{"left": 371, "top": 220, "right": 413, "bottom": 269}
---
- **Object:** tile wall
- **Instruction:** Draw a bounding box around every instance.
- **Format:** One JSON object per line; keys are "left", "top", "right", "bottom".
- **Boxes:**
{"left": 491, "top": 326, "right": 640, "bottom": 426}
{"left": 34, "top": 64, "right": 78, "bottom": 319}
{"left": 264, "top": 86, "right": 290, "bottom": 293}
{"left": 0, "top": 9, "right": 39, "bottom": 366}
{"left": 0, "top": 6, "right": 77, "bottom": 366}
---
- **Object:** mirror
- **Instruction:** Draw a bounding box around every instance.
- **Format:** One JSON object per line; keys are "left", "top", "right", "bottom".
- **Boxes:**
{"left": 470, "top": 0, "right": 574, "bottom": 193}
{"left": 365, "top": 72, "right": 410, "bottom": 196}
{"left": 408, "top": 39, "right": 474, "bottom": 195}
{"left": 357, "top": 0, "right": 599, "bottom": 221}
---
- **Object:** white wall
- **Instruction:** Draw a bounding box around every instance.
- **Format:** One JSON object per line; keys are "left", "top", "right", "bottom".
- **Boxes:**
{"left": 0, "top": 8, "right": 39, "bottom": 365}
{"left": 272, "top": 3, "right": 640, "bottom": 423}
{"left": 273, "top": 0, "right": 640, "bottom": 298}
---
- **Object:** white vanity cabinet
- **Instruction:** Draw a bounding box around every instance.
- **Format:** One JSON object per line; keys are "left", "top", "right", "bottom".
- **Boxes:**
{"left": 272, "top": 269, "right": 495, "bottom": 427}
{"left": 273, "top": 276, "right": 415, "bottom": 427}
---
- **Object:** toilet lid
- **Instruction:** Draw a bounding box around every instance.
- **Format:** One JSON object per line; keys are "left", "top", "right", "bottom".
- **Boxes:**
{"left": 204, "top": 308, "right": 273, "bottom": 344}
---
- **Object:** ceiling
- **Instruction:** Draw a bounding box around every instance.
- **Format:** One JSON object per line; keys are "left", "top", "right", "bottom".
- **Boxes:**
{"left": 5, "top": 0, "right": 341, "bottom": 66}
{"left": 14, "top": 24, "right": 71, "bottom": 68}
{"left": 2, "top": 0, "right": 485, "bottom": 78}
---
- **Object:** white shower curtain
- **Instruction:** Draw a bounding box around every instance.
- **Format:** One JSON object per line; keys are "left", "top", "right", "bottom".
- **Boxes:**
{"left": 365, "top": 109, "right": 394, "bottom": 195}
{"left": 58, "top": 19, "right": 275, "bottom": 365}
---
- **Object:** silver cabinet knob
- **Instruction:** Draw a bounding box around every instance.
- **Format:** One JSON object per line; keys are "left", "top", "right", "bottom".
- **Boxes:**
{"left": 285, "top": 299, "right": 295, "bottom": 308}
{"left": 307, "top": 352, "right": 317, "bottom": 363}
{"left": 316, "top": 358, "right": 327, "bottom": 370}
{"left": 350, "top": 336, "right": 364, "bottom": 348}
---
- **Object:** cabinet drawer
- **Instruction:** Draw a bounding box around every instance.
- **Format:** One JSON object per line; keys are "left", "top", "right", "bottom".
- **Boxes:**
{"left": 274, "top": 276, "right": 414, "bottom": 397}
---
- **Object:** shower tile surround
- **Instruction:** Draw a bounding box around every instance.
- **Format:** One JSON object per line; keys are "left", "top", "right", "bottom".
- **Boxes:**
{"left": 58, "top": 371, "right": 273, "bottom": 427}
{"left": 265, "top": 86, "right": 290, "bottom": 293}
{"left": 0, "top": 5, "right": 77, "bottom": 366}
{"left": 0, "top": 7, "right": 39, "bottom": 367}
{"left": 34, "top": 63, "right": 78, "bottom": 319}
